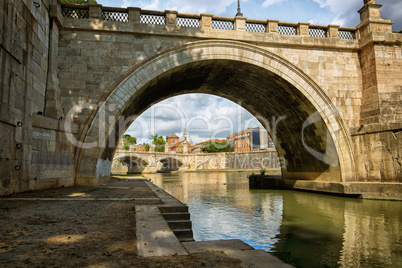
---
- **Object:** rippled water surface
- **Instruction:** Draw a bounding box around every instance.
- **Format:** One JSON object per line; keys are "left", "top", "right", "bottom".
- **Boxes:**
{"left": 149, "top": 172, "right": 402, "bottom": 268}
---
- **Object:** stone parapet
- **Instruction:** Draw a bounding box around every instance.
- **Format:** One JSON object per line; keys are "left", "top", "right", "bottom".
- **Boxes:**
{"left": 200, "top": 14, "right": 213, "bottom": 29}
{"left": 265, "top": 20, "right": 278, "bottom": 33}
{"left": 297, "top": 22, "right": 310, "bottom": 36}
{"left": 234, "top": 16, "right": 246, "bottom": 31}
{"left": 165, "top": 10, "right": 178, "bottom": 26}
{"left": 58, "top": 3, "right": 358, "bottom": 42}
{"left": 128, "top": 7, "right": 141, "bottom": 24}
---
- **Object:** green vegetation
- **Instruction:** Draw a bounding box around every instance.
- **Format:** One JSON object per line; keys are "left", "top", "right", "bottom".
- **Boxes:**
{"left": 201, "top": 141, "right": 234, "bottom": 153}
{"left": 151, "top": 134, "right": 166, "bottom": 152}
{"left": 122, "top": 134, "right": 136, "bottom": 151}
{"left": 60, "top": 0, "right": 97, "bottom": 4}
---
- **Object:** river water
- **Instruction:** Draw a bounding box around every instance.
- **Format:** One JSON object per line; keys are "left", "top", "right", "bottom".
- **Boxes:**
{"left": 148, "top": 171, "right": 402, "bottom": 268}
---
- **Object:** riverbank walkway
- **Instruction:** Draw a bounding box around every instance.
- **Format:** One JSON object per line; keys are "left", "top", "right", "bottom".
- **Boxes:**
{"left": 0, "top": 176, "right": 292, "bottom": 267}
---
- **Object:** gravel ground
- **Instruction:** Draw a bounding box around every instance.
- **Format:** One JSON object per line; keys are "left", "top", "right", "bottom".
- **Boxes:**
{"left": 0, "top": 178, "right": 241, "bottom": 267}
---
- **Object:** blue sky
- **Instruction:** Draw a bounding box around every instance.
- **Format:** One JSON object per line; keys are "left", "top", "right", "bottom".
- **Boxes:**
{"left": 95, "top": 0, "right": 402, "bottom": 145}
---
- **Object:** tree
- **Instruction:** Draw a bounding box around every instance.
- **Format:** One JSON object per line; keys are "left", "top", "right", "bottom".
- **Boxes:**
{"left": 122, "top": 134, "right": 136, "bottom": 151}
{"left": 201, "top": 141, "right": 234, "bottom": 153}
{"left": 60, "top": 0, "right": 98, "bottom": 4}
{"left": 151, "top": 134, "right": 166, "bottom": 152}
{"left": 145, "top": 144, "right": 150, "bottom": 152}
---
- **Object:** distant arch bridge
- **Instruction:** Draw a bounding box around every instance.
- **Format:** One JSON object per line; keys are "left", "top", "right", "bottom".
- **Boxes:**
{"left": 112, "top": 150, "right": 280, "bottom": 174}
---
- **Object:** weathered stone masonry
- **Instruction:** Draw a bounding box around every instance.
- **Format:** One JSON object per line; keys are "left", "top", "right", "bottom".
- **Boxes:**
{"left": 1, "top": 0, "right": 77, "bottom": 195}
{"left": 0, "top": 0, "right": 400, "bottom": 195}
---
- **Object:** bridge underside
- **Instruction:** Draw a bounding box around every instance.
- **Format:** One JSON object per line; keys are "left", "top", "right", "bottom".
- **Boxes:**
{"left": 113, "top": 156, "right": 150, "bottom": 174}
{"left": 98, "top": 58, "right": 342, "bottom": 182}
{"left": 158, "top": 158, "right": 184, "bottom": 173}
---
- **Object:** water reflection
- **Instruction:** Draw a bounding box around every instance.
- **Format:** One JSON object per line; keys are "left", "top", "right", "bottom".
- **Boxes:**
{"left": 148, "top": 172, "right": 402, "bottom": 268}
{"left": 151, "top": 172, "right": 283, "bottom": 249}
{"left": 340, "top": 200, "right": 402, "bottom": 268}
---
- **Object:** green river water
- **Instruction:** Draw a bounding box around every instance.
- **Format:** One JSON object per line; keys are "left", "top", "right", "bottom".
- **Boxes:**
{"left": 147, "top": 171, "right": 402, "bottom": 268}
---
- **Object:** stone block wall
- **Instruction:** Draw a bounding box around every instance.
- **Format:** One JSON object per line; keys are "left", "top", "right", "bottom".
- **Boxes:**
{"left": 262, "top": 45, "right": 363, "bottom": 131}
{"left": 351, "top": 2, "right": 402, "bottom": 182}
{"left": 352, "top": 129, "right": 401, "bottom": 182}
{"left": 0, "top": 0, "right": 76, "bottom": 195}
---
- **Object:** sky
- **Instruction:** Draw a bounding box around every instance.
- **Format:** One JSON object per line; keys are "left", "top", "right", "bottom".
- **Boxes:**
{"left": 96, "top": 0, "right": 402, "bottom": 145}
{"left": 126, "top": 94, "right": 261, "bottom": 144}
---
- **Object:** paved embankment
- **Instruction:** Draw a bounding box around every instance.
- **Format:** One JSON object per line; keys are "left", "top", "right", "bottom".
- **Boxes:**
{"left": 0, "top": 177, "right": 292, "bottom": 267}
{"left": 249, "top": 175, "right": 402, "bottom": 200}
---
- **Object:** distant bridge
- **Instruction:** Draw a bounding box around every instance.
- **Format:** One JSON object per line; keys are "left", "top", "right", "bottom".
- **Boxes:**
{"left": 112, "top": 150, "right": 280, "bottom": 173}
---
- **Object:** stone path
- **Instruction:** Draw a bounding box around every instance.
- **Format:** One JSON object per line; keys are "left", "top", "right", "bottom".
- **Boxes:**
{"left": 0, "top": 176, "right": 293, "bottom": 267}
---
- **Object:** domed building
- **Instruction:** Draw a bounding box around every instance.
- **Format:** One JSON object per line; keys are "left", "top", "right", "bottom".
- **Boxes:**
{"left": 166, "top": 133, "right": 179, "bottom": 145}
{"left": 165, "top": 129, "right": 194, "bottom": 153}
{"left": 179, "top": 129, "right": 193, "bottom": 145}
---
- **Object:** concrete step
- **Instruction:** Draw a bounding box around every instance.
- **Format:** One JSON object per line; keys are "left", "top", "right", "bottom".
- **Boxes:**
{"left": 178, "top": 237, "right": 195, "bottom": 243}
{"left": 158, "top": 205, "right": 188, "bottom": 213}
{"left": 161, "top": 212, "right": 191, "bottom": 221}
{"left": 173, "top": 229, "right": 194, "bottom": 239}
{"left": 167, "top": 220, "right": 192, "bottom": 229}
{"left": 182, "top": 240, "right": 294, "bottom": 267}
{"left": 136, "top": 205, "right": 188, "bottom": 257}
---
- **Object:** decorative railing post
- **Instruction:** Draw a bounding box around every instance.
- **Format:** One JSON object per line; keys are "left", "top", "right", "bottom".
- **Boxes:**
{"left": 89, "top": 4, "right": 102, "bottom": 19}
{"left": 328, "top": 24, "right": 340, "bottom": 38}
{"left": 297, "top": 22, "right": 310, "bottom": 36}
{"left": 50, "top": 4, "right": 63, "bottom": 27}
{"left": 165, "top": 10, "right": 178, "bottom": 26}
{"left": 200, "top": 14, "right": 213, "bottom": 29}
{"left": 234, "top": 16, "right": 246, "bottom": 31}
{"left": 128, "top": 7, "right": 141, "bottom": 24}
{"left": 357, "top": 1, "right": 392, "bottom": 39}
{"left": 266, "top": 19, "right": 279, "bottom": 34}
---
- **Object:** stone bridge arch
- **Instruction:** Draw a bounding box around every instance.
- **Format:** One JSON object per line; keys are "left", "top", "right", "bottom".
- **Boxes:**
{"left": 156, "top": 156, "right": 186, "bottom": 172}
{"left": 112, "top": 152, "right": 151, "bottom": 174}
{"left": 75, "top": 40, "right": 355, "bottom": 185}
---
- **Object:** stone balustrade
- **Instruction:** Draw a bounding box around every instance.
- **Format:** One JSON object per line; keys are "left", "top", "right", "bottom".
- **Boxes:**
{"left": 59, "top": 3, "right": 356, "bottom": 40}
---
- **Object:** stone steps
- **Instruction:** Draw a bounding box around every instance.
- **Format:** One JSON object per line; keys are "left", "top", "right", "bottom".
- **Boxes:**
{"left": 144, "top": 181, "right": 195, "bottom": 243}
{"left": 167, "top": 219, "right": 192, "bottom": 229}
{"left": 158, "top": 205, "right": 188, "bottom": 213}
{"left": 173, "top": 229, "right": 194, "bottom": 241}
{"left": 162, "top": 212, "right": 191, "bottom": 221}
{"left": 159, "top": 206, "right": 194, "bottom": 242}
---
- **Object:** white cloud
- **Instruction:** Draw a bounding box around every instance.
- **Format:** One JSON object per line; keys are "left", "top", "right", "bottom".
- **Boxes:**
{"left": 123, "top": 0, "right": 161, "bottom": 9}
{"left": 313, "top": 0, "right": 359, "bottom": 12}
{"left": 324, "top": 0, "right": 402, "bottom": 29}
{"left": 122, "top": 0, "right": 239, "bottom": 15}
{"left": 262, "top": 0, "right": 287, "bottom": 8}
